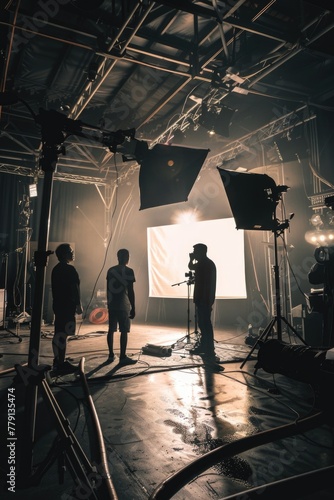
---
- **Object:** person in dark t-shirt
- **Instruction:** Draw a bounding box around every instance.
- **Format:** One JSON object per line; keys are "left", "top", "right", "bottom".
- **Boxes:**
{"left": 106, "top": 248, "right": 136, "bottom": 364}
{"left": 51, "top": 243, "right": 82, "bottom": 373}
{"left": 188, "top": 243, "right": 221, "bottom": 367}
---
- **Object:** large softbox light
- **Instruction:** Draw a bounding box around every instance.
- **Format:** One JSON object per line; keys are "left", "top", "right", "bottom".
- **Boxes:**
{"left": 139, "top": 144, "right": 209, "bottom": 210}
{"left": 217, "top": 167, "right": 279, "bottom": 230}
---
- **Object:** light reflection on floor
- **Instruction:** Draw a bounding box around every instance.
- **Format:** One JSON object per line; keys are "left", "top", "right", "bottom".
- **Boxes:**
{"left": 0, "top": 322, "right": 333, "bottom": 499}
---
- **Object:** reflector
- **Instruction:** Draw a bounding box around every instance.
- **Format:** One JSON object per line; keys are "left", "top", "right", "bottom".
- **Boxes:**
{"left": 139, "top": 144, "right": 209, "bottom": 210}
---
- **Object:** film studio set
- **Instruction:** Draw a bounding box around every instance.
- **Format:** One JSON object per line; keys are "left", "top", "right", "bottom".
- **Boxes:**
{"left": 1, "top": 1, "right": 334, "bottom": 499}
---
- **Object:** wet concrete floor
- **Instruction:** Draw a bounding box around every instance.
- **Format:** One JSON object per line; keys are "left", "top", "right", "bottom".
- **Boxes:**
{"left": 0, "top": 322, "right": 333, "bottom": 499}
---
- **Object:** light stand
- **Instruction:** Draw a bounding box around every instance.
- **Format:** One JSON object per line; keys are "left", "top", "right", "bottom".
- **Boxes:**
{"left": 20, "top": 117, "right": 61, "bottom": 479}
{"left": 0, "top": 92, "right": 133, "bottom": 496}
{"left": 216, "top": 168, "right": 307, "bottom": 372}
{"left": 240, "top": 217, "right": 307, "bottom": 370}
{"left": 239, "top": 213, "right": 307, "bottom": 374}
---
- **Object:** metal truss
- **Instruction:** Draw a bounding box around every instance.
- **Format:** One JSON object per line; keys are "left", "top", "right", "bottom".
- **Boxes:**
{"left": 204, "top": 105, "right": 316, "bottom": 168}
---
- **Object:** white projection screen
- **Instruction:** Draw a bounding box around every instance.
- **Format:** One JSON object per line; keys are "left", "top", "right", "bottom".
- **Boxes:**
{"left": 147, "top": 218, "right": 246, "bottom": 299}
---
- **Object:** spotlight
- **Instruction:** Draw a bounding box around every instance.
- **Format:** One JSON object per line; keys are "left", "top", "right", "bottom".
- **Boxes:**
{"left": 305, "top": 229, "right": 334, "bottom": 246}
{"left": 310, "top": 213, "right": 323, "bottom": 227}
{"left": 255, "top": 339, "right": 334, "bottom": 413}
{"left": 256, "top": 340, "right": 334, "bottom": 412}
{"left": 199, "top": 102, "right": 235, "bottom": 137}
{"left": 87, "top": 61, "right": 99, "bottom": 82}
{"left": 170, "top": 128, "right": 186, "bottom": 144}
{"left": 314, "top": 246, "right": 334, "bottom": 263}
{"left": 29, "top": 183, "right": 38, "bottom": 198}
{"left": 256, "top": 339, "right": 333, "bottom": 385}
{"left": 121, "top": 138, "right": 148, "bottom": 162}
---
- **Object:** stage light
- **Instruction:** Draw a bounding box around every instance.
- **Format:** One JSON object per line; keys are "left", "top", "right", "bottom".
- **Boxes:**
{"left": 314, "top": 246, "right": 334, "bottom": 263}
{"left": 305, "top": 229, "right": 334, "bottom": 246}
{"left": 138, "top": 144, "right": 209, "bottom": 210}
{"left": 29, "top": 183, "right": 38, "bottom": 197}
{"left": 256, "top": 339, "right": 332, "bottom": 384}
{"left": 199, "top": 102, "right": 235, "bottom": 137}
{"left": 87, "top": 61, "right": 99, "bottom": 82}
{"left": 256, "top": 340, "right": 334, "bottom": 410}
{"left": 170, "top": 128, "right": 186, "bottom": 144}
{"left": 310, "top": 213, "right": 323, "bottom": 227}
{"left": 121, "top": 138, "right": 148, "bottom": 162}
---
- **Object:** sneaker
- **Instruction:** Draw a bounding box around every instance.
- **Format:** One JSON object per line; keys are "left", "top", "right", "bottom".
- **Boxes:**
{"left": 53, "top": 361, "right": 79, "bottom": 375}
{"left": 201, "top": 356, "right": 225, "bottom": 371}
{"left": 119, "top": 356, "right": 137, "bottom": 365}
{"left": 106, "top": 354, "right": 116, "bottom": 363}
{"left": 189, "top": 345, "right": 204, "bottom": 354}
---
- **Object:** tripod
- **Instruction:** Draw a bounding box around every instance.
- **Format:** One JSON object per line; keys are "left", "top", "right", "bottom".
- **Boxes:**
{"left": 14, "top": 358, "right": 117, "bottom": 498}
{"left": 240, "top": 220, "right": 307, "bottom": 370}
{"left": 172, "top": 272, "right": 199, "bottom": 344}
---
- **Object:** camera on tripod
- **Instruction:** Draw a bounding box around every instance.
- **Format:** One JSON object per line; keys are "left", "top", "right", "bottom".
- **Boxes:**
{"left": 185, "top": 271, "right": 195, "bottom": 284}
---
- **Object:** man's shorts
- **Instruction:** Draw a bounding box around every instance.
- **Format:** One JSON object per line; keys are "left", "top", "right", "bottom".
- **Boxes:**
{"left": 108, "top": 309, "right": 130, "bottom": 333}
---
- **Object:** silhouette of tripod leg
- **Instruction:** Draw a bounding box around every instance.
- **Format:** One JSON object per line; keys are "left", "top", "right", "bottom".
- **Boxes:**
{"left": 240, "top": 317, "right": 276, "bottom": 369}
{"left": 280, "top": 316, "right": 307, "bottom": 345}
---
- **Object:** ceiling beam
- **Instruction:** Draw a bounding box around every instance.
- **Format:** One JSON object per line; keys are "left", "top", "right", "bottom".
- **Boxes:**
{"left": 69, "top": 1, "right": 156, "bottom": 120}
{"left": 152, "top": 0, "right": 218, "bottom": 19}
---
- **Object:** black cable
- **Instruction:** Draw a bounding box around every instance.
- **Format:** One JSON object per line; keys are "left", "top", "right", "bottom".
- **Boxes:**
{"left": 221, "top": 465, "right": 334, "bottom": 500}
{"left": 149, "top": 410, "right": 326, "bottom": 499}
{"left": 77, "top": 158, "right": 119, "bottom": 334}
{"left": 78, "top": 358, "right": 118, "bottom": 499}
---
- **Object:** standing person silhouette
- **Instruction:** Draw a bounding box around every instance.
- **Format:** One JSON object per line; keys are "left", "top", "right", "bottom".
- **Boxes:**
{"left": 51, "top": 243, "right": 82, "bottom": 374}
{"left": 188, "top": 243, "right": 222, "bottom": 368}
{"left": 106, "top": 248, "right": 136, "bottom": 364}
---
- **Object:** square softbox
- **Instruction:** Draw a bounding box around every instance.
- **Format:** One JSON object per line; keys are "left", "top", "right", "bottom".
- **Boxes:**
{"left": 218, "top": 168, "right": 279, "bottom": 230}
{"left": 139, "top": 144, "right": 209, "bottom": 210}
